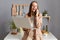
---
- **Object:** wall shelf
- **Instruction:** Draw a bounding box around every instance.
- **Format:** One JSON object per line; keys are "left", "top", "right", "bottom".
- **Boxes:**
{"left": 43, "top": 16, "right": 50, "bottom": 22}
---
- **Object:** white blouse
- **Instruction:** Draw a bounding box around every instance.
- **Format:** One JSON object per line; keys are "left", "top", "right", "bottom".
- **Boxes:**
{"left": 30, "top": 16, "right": 34, "bottom": 28}
{"left": 29, "top": 15, "right": 42, "bottom": 30}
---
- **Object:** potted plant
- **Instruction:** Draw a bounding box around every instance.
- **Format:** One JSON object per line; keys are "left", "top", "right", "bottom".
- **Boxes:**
{"left": 10, "top": 21, "right": 17, "bottom": 35}
{"left": 42, "top": 10, "right": 48, "bottom": 16}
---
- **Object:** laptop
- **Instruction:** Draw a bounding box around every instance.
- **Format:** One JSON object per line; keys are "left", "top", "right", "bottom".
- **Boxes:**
{"left": 12, "top": 16, "right": 31, "bottom": 29}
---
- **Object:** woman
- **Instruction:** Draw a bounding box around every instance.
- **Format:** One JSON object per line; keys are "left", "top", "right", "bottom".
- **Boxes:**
{"left": 23, "top": 1, "right": 43, "bottom": 40}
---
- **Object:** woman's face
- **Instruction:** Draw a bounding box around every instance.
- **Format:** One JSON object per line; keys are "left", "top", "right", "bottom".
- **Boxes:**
{"left": 31, "top": 2, "right": 38, "bottom": 12}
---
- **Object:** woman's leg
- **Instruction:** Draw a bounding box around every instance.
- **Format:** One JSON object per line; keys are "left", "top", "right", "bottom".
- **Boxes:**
{"left": 33, "top": 28, "right": 43, "bottom": 40}
{"left": 22, "top": 29, "right": 30, "bottom": 40}
{"left": 38, "top": 28, "right": 43, "bottom": 40}
{"left": 33, "top": 29, "right": 40, "bottom": 40}
{"left": 27, "top": 29, "right": 34, "bottom": 40}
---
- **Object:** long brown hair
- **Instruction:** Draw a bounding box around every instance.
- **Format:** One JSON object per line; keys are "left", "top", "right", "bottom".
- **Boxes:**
{"left": 28, "top": 1, "right": 39, "bottom": 17}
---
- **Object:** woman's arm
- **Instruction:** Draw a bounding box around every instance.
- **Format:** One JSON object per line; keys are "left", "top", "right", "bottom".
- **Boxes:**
{"left": 38, "top": 14, "right": 42, "bottom": 28}
{"left": 35, "top": 13, "right": 42, "bottom": 28}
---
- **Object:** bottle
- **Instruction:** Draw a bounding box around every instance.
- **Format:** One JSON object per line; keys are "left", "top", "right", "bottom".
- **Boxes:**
{"left": 42, "top": 26, "right": 46, "bottom": 34}
{"left": 43, "top": 26, "right": 45, "bottom": 30}
{"left": 46, "top": 25, "right": 48, "bottom": 32}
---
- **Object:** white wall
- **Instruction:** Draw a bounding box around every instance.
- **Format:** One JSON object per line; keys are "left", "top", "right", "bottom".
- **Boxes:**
{"left": 46, "top": 0, "right": 60, "bottom": 40}
{"left": 0, "top": 0, "right": 60, "bottom": 40}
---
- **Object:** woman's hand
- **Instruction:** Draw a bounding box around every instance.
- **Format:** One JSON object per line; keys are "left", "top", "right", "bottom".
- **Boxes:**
{"left": 36, "top": 9, "right": 39, "bottom": 17}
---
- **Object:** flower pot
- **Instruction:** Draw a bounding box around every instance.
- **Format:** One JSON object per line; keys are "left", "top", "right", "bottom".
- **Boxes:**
{"left": 45, "top": 14, "right": 48, "bottom": 16}
{"left": 11, "top": 29, "right": 17, "bottom": 35}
